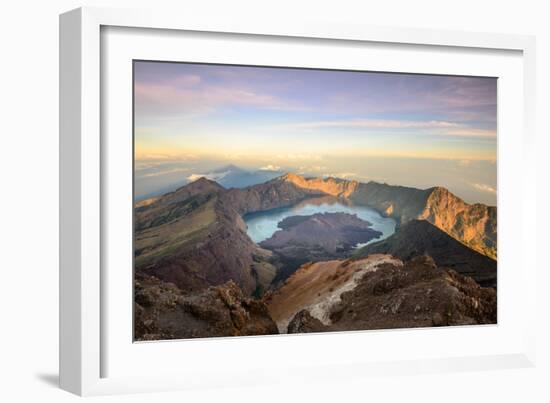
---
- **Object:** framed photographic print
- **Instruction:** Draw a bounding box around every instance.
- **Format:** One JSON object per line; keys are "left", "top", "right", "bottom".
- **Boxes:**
{"left": 60, "top": 7, "right": 537, "bottom": 396}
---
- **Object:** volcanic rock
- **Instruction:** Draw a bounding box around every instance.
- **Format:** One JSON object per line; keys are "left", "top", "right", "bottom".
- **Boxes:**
{"left": 268, "top": 255, "right": 496, "bottom": 333}
{"left": 134, "top": 274, "right": 278, "bottom": 340}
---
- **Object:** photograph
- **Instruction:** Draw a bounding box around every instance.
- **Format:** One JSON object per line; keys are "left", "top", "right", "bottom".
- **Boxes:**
{"left": 133, "top": 61, "right": 497, "bottom": 341}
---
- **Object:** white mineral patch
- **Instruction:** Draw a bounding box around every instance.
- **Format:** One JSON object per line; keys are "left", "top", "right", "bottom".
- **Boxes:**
{"left": 277, "top": 255, "right": 403, "bottom": 332}
{"left": 306, "top": 256, "right": 402, "bottom": 326}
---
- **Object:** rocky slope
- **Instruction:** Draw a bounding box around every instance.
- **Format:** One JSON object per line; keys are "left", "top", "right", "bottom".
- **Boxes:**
{"left": 135, "top": 177, "right": 224, "bottom": 231}
{"left": 266, "top": 254, "right": 403, "bottom": 332}
{"left": 134, "top": 273, "right": 278, "bottom": 340}
{"left": 351, "top": 181, "right": 433, "bottom": 223}
{"left": 355, "top": 219, "right": 497, "bottom": 287}
{"left": 221, "top": 174, "right": 325, "bottom": 215}
{"left": 276, "top": 173, "right": 360, "bottom": 198}
{"left": 418, "top": 187, "right": 497, "bottom": 259}
{"left": 267, "top": 255, "right": 496, "bottom": 334}
{"left": 134, "top": 177, "right": 273, "bottom": 295}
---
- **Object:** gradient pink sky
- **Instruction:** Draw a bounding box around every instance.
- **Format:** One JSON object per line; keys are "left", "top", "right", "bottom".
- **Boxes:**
{"left": 133, "top": 61, "right": 497, "bottom": 204}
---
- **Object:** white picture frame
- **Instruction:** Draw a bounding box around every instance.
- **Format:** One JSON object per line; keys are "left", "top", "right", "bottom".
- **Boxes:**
{"left": 59, "top": 6, "right": 537, "bottom": 396}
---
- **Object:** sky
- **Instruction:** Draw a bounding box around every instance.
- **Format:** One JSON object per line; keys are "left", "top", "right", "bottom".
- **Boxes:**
{"left": 134, "top": 61, "right": 497, "bottom": 205}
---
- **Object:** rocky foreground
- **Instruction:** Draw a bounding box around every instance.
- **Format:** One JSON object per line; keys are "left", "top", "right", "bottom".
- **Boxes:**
{"left": 266, "top": 255, "right": 497, "bottom": 334}
{"left": 135, "top": 253, "right": 497, "bottom": 340}
{"left": 135, "top": 273, "right": 278, "bottom": 341}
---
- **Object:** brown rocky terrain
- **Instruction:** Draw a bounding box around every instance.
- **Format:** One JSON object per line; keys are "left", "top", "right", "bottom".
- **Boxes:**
{"left": 275, "top": 173, "right": 360, "bottom": 198}
{"left": 220, "top": 174, "right": 325, "bottom": 215}
{"left": 268, "top": 255, "right": 496, "bottom": 334}
{"left": 418, "top": 187, "right": 497, "bottom": 259}
{"left": 355, "top": 219, "right": 496, "bottom": 288}
{"left": 286, "top": 310, "right": 327, "bottom": 334}
{"left": 350, "top": 181, "right": 433, "bottom": 223}
{"left": 134, "top": 172, "right": 497, "bottom": 340}
{"left": 266, "top": 254, "right": 403, "bottom": 332}
{"left": 134, "top": 177, "right": 274, "bottom": 295}
{"left": 134, "top": 273, "right": 278, "bottom": 340}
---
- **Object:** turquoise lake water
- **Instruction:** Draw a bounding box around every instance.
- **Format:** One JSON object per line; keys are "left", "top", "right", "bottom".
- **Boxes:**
{"left": 244, "top": 196, "right": 396, "bottom": 247}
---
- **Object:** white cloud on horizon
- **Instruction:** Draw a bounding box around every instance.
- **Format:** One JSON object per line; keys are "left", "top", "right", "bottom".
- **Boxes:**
{"left": 259, "top": 164, "right": 282, "bottom": 171}
{"left": 284, "top": 118, "right": 461, "bottom": 130}
{"left": 187, "top": 171, "right": 230, "bottom": 183}
{"left": 471, "top": 183, "right": 497, "bottom": 194}
{"left": 142, "top": 167, "right": 192, "bottom": 178}
{"left": 441, "top": 128, "right": 496, "bottom": 138}
{"left": 322, "top": 172, "right": 358, "bottom": 179}
{"left": 135, "top": 153, "right": 200, "bottom": 162}
{"left": 275, "top": 154, "right": 324, "bottom": 161}
{"left": 457, "top": 159, "right": 472, "bottom": 167}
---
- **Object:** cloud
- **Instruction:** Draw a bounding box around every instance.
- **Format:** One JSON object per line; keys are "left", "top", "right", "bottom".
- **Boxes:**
{"left": 187, "top": 171, "right": 230, "bottom": 183}
{"left": 279, "top": 118, "right": 496, "bottom": 138}
{"left": 471, "top": 183, "right": 497, "bottom": 194}
{"left": 323, "top": 75, "right": 497, "bottom": 123}
{"left": 259, "top": 165, "right": 282, "bottom": 171}
{"left": 284, "top": 119, "right": 461, "bottom": 130}
{"left": 173, "top": 74, "right": 202, "bottom": 87}
{"left": 141, "top": 167, "right": 191, "bottom": 178}
{"left": 275, "top": 153, "right": 323, "bottom": 161}
{"left": 457, "top": 159, "right": 472, "bottom": 167}
{"left": 136, "top": 83, "right": 276, "bottom": 112}
{"left": 295, "top": 165, "right": 328, "bottom": 174}
{"left": 134, "top": 152, "right": 200, "bottom": 161}
{"left": 323, "top": 172, "right": 357, "bottom": 179}
{"left": 442, "top": 128, "right": 496, "bottom": 138}
{"left": 187, "top": 174, "right": 207, "bottom": 182}
{"left": 134, "top": 77, "right": 306, "bottom": 119}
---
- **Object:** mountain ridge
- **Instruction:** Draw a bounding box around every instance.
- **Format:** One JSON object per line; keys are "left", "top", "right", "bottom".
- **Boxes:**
{"left": 134, "top": 177, "right": 269, "bottom": 295}
{"left": 276, "top": 173, "right": 496, "bottom": 259}
{"left": 134, "top": 172, "right": 497, "bottom": 298}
